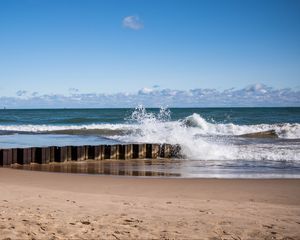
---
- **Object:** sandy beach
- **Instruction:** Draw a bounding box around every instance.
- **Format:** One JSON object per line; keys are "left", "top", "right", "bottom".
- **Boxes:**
{"left": 0, "top": 168, "right": 299, "bottom": 239}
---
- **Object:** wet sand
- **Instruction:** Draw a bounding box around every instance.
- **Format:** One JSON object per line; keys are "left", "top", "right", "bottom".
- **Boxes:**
{"left": 0, "top": 168, "right": 300, "bottom": 240}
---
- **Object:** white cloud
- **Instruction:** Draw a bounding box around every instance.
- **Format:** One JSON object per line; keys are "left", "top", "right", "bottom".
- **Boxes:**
{"left": 122, "top": 15, "right": 144, "bottom": 30}
{"left": 138, "top": 87, "right": 154, "bottom": 94}
{"left": 1, "top": 84, "right": 299, "bottom": 108}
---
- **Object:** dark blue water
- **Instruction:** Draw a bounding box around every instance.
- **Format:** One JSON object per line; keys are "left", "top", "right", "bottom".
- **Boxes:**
{"left": 0, "top": 107, "right": 299, "bottom": 125}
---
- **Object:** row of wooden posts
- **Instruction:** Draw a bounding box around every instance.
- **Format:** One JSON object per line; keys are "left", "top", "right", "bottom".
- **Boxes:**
{"left": 0, "top": 144, "right": 181, "bottom": 166}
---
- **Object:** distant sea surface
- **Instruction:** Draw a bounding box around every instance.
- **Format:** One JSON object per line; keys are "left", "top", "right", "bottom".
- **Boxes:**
{"left": 1, "top": 107, "right": 300, "bottom": 178}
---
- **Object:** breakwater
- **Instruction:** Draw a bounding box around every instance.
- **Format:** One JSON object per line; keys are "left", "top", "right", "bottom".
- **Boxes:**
{"left": 0, "top": 144, "right": 181, "bottom": 166}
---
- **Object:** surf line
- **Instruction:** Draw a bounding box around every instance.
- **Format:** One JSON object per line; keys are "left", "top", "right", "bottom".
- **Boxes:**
{"left": 0, "top": 144, "right": 182, "bottom": 166}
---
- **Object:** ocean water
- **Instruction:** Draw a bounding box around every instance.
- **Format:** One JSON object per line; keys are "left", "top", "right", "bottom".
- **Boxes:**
{"left": 1, "top": 107, "right": 300, "bottom": 178}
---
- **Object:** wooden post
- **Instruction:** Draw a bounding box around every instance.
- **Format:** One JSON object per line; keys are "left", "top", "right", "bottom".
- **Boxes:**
{"left": 2, "top": 149, "right": 13, "bottom": 166}
{"left": 87, "top": 145, "right": 95, "bottom": 160}
{"left": 132, "top": 144, "right": 146, "bottom": 159}
{"left": 61, "top": 146, "right": 68, "bottom": 162}
{"left": 54, "top": 147, "right": 67, "bottom": 162}
{"left": 132, "top": 144, "right": 139, "bottom": 159}
{"left": 84, "top": 146, "right": 89, "bottom": 160}
{"left": 160, "top": 144, "right": 172, "bottom": 158}
{"left": 110, "top": 145, "right": 117, "bottom": 159}
{"left": 103, "top": 145, "right": 117, "bottom": 159}
{"left": 0, "top": 149, "right": 3, "bottom": 166}
{"left": 67, "top": 146, "right": 72, "bottom": 161}
{"left": 138, "top": 144, "right": 146, "bottom": 159}
{"left": 146, "top": 144, "right": 160, "bottom": 159}
{"left": 104, "top": 145, "right": 111, "bottom": 159}
{"left": 171, "top": 144, "right": 181, "bottom": 158}
{"left": 117, "top": 145, "right": 125, "bottom": 160}
{"left": 77, "top": 146, "right": 86, "bottom": 161}
{"left": 12, "top": 148, "right": 18, "bottom": 164}
{"left": 31, "top": 148, "right": 37, "bottom": 163}
{"left": 152, "top": 144, "right": 160, "bottom": 159}
{"left": 49, "top": 147, "right": 55, "bottom": 162}
{"left": 146, "top": 144, "right": 152, "bottom": 158}
{"left": 33, "top": 147, "right": 50, "bottom": 164}
{"left": 95, "top": 145, "right": 104, "bottom": 160}
{"left": 16, "top": 148, "right": 24, "bottom": 164}
{"left": 42, "top": 147, "right": 51, "bottom": 164}
{"left": 23, "top": 148, "right": 32, "bottom": 164}
{"left": 71, "top": 146, "right": 78, "bottom": 161}
{"left": 125, "top": 144, "right": 132, "bottom": 160}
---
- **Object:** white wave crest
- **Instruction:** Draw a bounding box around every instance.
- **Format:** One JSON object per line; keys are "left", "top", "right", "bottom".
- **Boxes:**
{"left": 0, "top": 123, "right": 135, "bottom": 132}
{"left": 113, "top": 107, "right": 300, "bottom": 161}
{"left": 184, "top": 113, "right": 300, "bottom": 139}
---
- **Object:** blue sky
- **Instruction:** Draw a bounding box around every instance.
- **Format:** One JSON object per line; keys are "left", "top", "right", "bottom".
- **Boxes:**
{"left": 0, "top": 0, "right": 299, "bottom": 107}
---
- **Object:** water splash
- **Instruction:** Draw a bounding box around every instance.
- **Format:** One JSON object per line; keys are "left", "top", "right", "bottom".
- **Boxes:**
{"left": 114, "top": 107, "right": 300, "bottom": 161}
{"left": 0, "top": 107, "right": 299, "bottom": 161}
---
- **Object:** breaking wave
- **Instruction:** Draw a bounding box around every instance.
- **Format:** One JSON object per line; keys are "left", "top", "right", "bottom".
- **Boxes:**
{"left": 0, "top": 106, "right": 299, "bottom": 161}
{"left": 112, "top": 106, "right": 300, "bottom": 161}
{"left": 0, "top": 108, "right": 299, "bottom": 139}
{"left": 183, "top": 113, "right": 300, "bottom": 139}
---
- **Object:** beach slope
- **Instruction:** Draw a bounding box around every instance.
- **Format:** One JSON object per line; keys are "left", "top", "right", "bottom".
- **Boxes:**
{"left": 0, "top": 168, "right": 300, "bottom": 239}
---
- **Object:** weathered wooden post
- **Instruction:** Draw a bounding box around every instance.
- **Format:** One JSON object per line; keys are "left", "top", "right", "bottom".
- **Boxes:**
{"left": 77, "top": 146, "right": 86, "bottom": 161}
{"left": 71, "top": 146, "right": 78, "bottom": 161}
{"left": 54, "top": 147, "right": 68, "bottom": 162}
{"left": 125, "top": 144, "right": 133, "bottom": 159}
{"left": 35, "top": 147, "right": 51, "bottom": 164}
{"left": 132, "top": 144, "right": 138, "bottom": 159}
{"left": 132, "top": 144, "right": 146, "bottom": 159}
{"left": 139, "top": 144, "right": 146, "bottom": 159}
{"left": 13, "top": 148, "right": 31, "bottom": 165}
{"left": 104, "top": 145, "right": 111, "bottom": 159}
{"left": 160, "top": 144, "right": 172, "bottom": 158}
{"left": 146, "top": 144, "right": 160, "bottom": 159}
{"left": 117, "top": 145, "right": 125, "bottom": 160}
{"left": 0, "top": 149, "right": 3, "bottom": 166}
{"left": 87, "top": 145, "right": 95, "bottom": 160}
{"left": 110, "top": 145, "right": 117, "bottom": 159}
{"left": 49, "top": 146, "right": 55, "bottom": 162}
{"left": 23, "top": 148, "right": 32, "bottom": 164}
{"left": 171, "top": 144, "right": 181, "bottom": 158}
{"left": 95, "top": 145, "right": 104, "bottom": 160}
{"left": 67, "top": 146, "right": 72, "bottom": 161}
{"left": 1, "top": 149, "right": 13, "bottom": 166}
{"left": 146, "top": 144, "right": 152, "bottom": 158}
{"left": 104, "top": 145, "right": 117, "bottom": 159}
{"left": 12, "top": 148, "right": 18, "bottom": 164}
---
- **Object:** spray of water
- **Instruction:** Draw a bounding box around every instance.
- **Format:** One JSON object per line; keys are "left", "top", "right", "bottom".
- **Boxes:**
{"left": 114, "top": 106, "right": 300, "bottom": 161}
{"left": 0, "top": 106, "right": 299, "bottom": 161}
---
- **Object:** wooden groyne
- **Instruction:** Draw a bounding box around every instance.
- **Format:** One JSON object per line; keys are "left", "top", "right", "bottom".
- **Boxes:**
{"left": 0, "top": 144, "right": 181, "bottom": 166}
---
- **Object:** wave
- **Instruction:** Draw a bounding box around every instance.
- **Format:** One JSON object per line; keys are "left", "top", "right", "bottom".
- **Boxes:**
{"left": 0, "top": 107, "right": 299, "bottom": 161}
{"left": 111, "top": 107, "right": 300, "bottom": 161}
{"left": 0, "top": 110, "right": 299, "bottom": 139}
{"left": 183, "top": 113, "right": 300, "bottom": 139}
{"left": 0, "top": 123, "right": 135, "bottom": 134}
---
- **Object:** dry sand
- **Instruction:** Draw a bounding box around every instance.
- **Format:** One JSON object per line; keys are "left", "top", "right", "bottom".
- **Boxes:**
{"left": 0, "top": 167, "right": 300, "bottom": 240}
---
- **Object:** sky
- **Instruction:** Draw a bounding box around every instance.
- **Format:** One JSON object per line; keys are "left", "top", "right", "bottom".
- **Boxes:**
{"left": 0, "top": 0, "right": 300, "bottom": 107}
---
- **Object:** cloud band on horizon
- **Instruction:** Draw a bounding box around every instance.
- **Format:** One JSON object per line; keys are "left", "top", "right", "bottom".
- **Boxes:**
{"left": 0, "top": 84, "right": 299, "bottom": 108}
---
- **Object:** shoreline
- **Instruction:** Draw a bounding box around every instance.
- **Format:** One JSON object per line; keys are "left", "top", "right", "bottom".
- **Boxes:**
{"left": 8, "top": 158, "right": 300, "bottom": 179}
{"left": 1, "top": 168, "right": 300, "bottom": 239}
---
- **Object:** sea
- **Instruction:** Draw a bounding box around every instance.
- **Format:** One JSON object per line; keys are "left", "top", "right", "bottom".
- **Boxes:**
{"left": 1, "top": 107, "right": 300, "bottom": 178}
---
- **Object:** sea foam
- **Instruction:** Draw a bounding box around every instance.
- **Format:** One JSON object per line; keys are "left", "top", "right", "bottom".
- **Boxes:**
{"left": 112, "top": 107, "right": 300, "bottom": 161}
{"left": 0, "top": 107, "right": 299, "bottom": 161}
